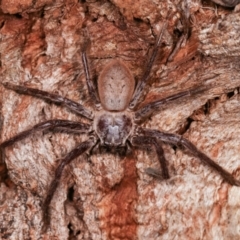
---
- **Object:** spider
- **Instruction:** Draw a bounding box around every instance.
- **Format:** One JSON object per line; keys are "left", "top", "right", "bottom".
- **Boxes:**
{"left": 1, "top": 23, "right": 239, "bottom": 230}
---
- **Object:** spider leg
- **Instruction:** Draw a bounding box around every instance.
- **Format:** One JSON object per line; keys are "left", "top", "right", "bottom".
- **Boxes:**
{"left": 0, "top": 120, "right": 91, "bottom": 148}
{"left": 135, "top": 86, "right": 207, "bottom": 123}
{"left": 128, "top": 22, "right": 168, "bottom": 110}
{"left": 42, "top": 138, "right": 96, "bottom": 231}
{"left": 82, "top": 51, "right": 101, "bottom": 106}
{"left": 132, "top": 135, "right": 170, "bottom": 179}
{"left": 2, "top": 82, "right": 93, "bottom": 120}
{"left": 166, "top": 34, "right": 186, "bottom": 63}
{"left": 138, "top": 128, "right": 240, "bottom": 186}
{"left": 166, "top": 2, "right": 190, "bottom": 62}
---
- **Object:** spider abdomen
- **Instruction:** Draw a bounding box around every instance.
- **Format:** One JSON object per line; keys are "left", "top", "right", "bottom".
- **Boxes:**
{"left": 94, "top": 111, "right": 133, "bottom": 147}
{"left": 98, "top": 60, "right": 135, "bottom": 111}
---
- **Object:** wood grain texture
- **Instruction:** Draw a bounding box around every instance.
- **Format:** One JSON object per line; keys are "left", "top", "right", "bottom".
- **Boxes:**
{"left": 1, "top": 0, "right": 240, "bottom": 239}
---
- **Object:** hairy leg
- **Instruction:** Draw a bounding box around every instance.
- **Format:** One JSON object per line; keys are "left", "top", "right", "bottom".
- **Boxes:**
{"left": 81, "top": 51, "right": 100, "bottom": 106}
{"left": 132, "top": 135, "right": 170, "bottom": 179}
{"left": 2, "top": 82, "right": 93, "bottom": 119}
{"left": 42, "top": 139, "right": 96, "bottom": 231}
{"left": 135, "top": 86, "right": 207, "bottom": 123}
{"left": 128, "top": 22, "right": 168, "bottom": 110}
{"left": 0, "top": 120, "right": 91, "bottom": 148}
{"left": 139, "top": 128, "right": 240, "bottom": 186}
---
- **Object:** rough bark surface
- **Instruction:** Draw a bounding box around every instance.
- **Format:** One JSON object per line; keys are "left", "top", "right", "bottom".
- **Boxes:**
{"left": 0, "top": 0, "right": 240, "bottom": 239}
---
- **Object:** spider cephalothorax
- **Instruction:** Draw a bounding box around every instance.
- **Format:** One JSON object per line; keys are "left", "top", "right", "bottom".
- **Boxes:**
{"left": 93, "top": 59, "right": 135, "bottom": 147}
{"left": 94, "top": 110, "right": 134, "bottom": 147}
{"left": 1, "top": 23, "right": 239, "bottom": 231}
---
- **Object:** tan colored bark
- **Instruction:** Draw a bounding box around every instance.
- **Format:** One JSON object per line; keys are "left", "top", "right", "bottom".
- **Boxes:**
{"left": 1, "top": 0, "right": 240, "bottom": 239}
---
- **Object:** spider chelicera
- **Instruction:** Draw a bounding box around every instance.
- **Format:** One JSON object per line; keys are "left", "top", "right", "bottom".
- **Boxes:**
{"left": 1, "top": 23, "right": 239, "bottom": 229}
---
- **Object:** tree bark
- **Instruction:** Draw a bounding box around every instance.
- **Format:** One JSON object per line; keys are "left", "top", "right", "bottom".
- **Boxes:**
{"left": 1, "top": 0, "right": 240, "bottom": 239}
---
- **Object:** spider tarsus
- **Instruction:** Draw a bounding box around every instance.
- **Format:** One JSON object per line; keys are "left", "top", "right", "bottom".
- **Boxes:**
{"left": 41, "top": 209, "right": 51, "bottom": 233}
{"left": 2, "top": 82, "right": 26, "bottom": 93}
{"left": 218, "top": 170, "right": 240, "bottom": 186}
{"left": 228, "top": 178, "right": 240, "bottom": 186}
{"left": 145, "top": 167, "right": 166, "bottom": 180}
{"left": 234, "top": 180, "right": 240, "bottom": 186}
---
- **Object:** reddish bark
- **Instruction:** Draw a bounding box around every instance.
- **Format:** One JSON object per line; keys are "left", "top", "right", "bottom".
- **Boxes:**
{"left": 1, "top": 0, "right": 240, "bottom": 239}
